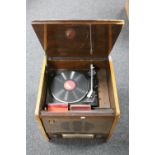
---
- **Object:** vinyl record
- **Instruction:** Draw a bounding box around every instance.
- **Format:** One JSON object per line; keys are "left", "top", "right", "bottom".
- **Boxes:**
{"left": 50, "top": 71, "right": 89, "bottom": 103}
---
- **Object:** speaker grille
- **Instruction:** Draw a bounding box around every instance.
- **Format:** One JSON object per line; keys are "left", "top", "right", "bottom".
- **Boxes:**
{"left": 42, "top": 117, "right": 113, "bottom": 134}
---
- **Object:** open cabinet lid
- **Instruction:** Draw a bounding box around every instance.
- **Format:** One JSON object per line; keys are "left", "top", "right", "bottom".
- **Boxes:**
{"left": 32, "top": 20, "right": 124, "bottom": 58}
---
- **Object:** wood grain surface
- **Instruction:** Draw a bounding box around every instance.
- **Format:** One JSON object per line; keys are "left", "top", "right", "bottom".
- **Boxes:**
{"left": 32, "top": 20, "right": 124, "bottom": 58}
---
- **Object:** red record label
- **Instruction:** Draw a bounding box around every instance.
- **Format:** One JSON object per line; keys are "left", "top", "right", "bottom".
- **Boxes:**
{"left": 64, "top": 80, "right": 76, "bottom": 91}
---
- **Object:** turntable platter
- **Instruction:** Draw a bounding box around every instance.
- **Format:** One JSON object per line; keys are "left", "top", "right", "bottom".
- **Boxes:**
{"left": 50, "top": 71, "right": 89, "bottom": 103}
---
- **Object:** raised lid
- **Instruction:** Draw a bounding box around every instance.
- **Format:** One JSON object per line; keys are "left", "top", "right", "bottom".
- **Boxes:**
{"left": 32, "top": 20, "right": 124, "bottom": 58}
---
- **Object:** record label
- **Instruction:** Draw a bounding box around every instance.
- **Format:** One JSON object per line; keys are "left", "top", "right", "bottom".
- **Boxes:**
{"left": 64, "top": 80, "right": 76, "bottom": 91}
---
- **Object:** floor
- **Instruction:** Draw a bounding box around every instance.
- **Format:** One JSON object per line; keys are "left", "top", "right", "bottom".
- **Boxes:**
{"left": 26, "top": 0, "right": 129, "bottom": 154}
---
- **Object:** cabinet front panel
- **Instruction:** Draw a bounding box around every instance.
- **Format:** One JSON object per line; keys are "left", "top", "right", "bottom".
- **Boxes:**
{"left": 42, "top": 117, "right": 114, "bottom": 134}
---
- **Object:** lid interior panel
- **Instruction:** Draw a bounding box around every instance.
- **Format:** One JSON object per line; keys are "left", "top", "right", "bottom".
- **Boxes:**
{"left": 32, "top": 20, "right": 124, "bottom": 58}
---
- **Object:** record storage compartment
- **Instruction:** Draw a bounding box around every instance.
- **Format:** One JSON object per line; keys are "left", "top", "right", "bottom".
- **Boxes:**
{"left": 35, "top": 57, "right": 120, "bottom": 140}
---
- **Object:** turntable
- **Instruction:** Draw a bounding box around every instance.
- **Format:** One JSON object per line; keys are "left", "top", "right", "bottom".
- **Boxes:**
{"left": 32, "top": 20, "right": 124, "bottom": 141}
{"left": 51, "top": 70, "right": 90, "bottom": 103}
{"left": 46, "top": 64, "right": 98, "bottom": 108}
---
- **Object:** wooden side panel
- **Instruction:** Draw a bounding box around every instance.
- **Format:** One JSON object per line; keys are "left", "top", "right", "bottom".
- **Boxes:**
{"left": 107, "top": 57, "right": 120, "bottom": 138}
{"left": 35, "top": 56, "right": 49, "bottom": 140}
{"left": 32, "top": 24, "right": 44, "bottom": 49}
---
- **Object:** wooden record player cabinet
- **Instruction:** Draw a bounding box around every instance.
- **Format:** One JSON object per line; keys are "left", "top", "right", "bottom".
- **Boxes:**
{"left": 32, "top": 20, "right": 124, "bottom": 141}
